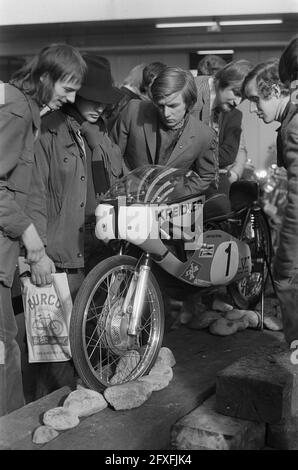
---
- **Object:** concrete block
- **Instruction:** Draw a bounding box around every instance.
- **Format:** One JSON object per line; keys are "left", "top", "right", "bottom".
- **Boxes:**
{"left": 216, "top": 344, "right": 298, "bottom": 423}
{"left": 171, "top": 396, "right": 265, "bottom": 450}
{"left": 0, "top": 386, "right": 71, "bottom": 449}
{"left": 267, "top": 415, "right": 298, "bottom": 450}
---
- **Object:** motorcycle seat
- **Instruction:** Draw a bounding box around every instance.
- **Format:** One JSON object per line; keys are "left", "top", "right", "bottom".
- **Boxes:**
{"left": 203, "top": 193, "right": 232, "bottom": 222}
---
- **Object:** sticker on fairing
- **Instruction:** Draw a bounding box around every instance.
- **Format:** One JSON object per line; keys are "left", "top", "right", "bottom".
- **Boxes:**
{"left": 180, "top": 261, "right": 202, "bottom": 283}
{"left": 210, "top": 241, "right": 239, "bottom": 284}
{"left": 198, "top": 244, "right": 214, "bottom": 257}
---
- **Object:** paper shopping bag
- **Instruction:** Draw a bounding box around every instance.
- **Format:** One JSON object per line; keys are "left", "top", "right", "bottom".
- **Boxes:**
{"left": 20, "top": 270, "right": 73, "bottom": 363}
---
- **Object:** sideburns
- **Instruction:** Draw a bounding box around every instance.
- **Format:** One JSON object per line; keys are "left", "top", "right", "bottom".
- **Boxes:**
{"left": 38, "top": 75, "right": 54, "bottom": 106}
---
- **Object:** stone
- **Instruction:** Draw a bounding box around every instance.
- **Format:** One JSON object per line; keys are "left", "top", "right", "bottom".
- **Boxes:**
{"left": 212, "top": 298, "right": 234, "bottom": 313}
{"left": 244, "top": 310, "right": 261, "bottom": 329}
{"left": 171, "top": 396, "right": 265, "bottom": 450}
{"left": 179, "top": 310, "right": 194, "bottom": 325}
{"left": 216, "top": 344, "right": 298, "bottom": 423}
{"left": 32, "top": 425, "right": 59, "bottom": 444}
{"left": 148, "top": 363, "right": 172, "bottom": 376}
{"left": 0, "top": 387, "right": 72, "bottom": 450}
{"left": 264, "top": 315, "right": 283, "bottom": 331}
{"left": 267, "top": 414, "right": 298, "bottom": 449}
{"left": 155, "top": 347, "right": 176, "bottom": 368}
{"left": 104, "top": 381, "right": 152, "bottom": 410}
{"left": 109, "top": 350, "right": 140, "bottom": 385}
{"left": 187, "top": 310, "right": 222, "bottom": 330}
{"left": 224, "top": 309, "right": 246, "bottom": 320}
{"left": 224, "top": 309, "right": 260, "bottom": 329}
{"left": 235, "top": 316, "right": 250, "bottom": 331}
{"left": 63, "top": 388, "right": 108, "bottom": 417}
{"left": 138, "top": 366, "right": 174, "bottom": 391}
{"left": 209, "top": 317, "right": 249, "bottom": 336}
{"left": 43, "top": 407, "right": 80, "bottom": 430}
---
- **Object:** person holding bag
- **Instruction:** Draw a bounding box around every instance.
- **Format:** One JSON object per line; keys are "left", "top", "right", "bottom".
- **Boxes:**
{"left": 25, "top": 54, "right": 123, "bottom": 398}
{"left": 0, "top": 43, "right": 86, "bottom": 416}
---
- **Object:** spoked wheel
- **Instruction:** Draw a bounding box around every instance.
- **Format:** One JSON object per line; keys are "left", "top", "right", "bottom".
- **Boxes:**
{"left": 229, "top": 207, "right": 272, "bottom": 309}
{"left": 70, "top": 255, "right": 164, "bottom": 392}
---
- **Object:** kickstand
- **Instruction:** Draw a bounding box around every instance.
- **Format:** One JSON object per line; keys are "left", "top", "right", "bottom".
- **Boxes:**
{"left": 260, "top": 278, "right": 264, "bottom": 329}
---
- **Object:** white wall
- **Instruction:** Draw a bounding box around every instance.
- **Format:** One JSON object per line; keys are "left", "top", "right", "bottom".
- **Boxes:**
{"left": 0, "top": 0, "right": 297, "bottom": 25}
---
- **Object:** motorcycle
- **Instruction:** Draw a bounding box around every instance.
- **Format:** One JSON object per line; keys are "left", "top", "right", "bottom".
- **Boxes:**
{"left": 70, "top": 165, "right": 272, "bottom": 392}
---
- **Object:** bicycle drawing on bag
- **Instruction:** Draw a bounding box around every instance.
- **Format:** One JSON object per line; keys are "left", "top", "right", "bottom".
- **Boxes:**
{"left": 31, "top": 312, "right": 64, "bottom": 336}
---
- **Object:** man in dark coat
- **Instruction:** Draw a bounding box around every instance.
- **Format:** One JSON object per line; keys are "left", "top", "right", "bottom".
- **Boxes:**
{"left": 242, "top": 58, "right": 298, "bottom": 346}
{"left": 112, "top": 66, "right": 218, "bottom": 198}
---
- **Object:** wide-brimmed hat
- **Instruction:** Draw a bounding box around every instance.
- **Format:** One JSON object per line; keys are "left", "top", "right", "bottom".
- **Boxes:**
{"left": 77, "top": 54, "right": 123, "bottom": 104}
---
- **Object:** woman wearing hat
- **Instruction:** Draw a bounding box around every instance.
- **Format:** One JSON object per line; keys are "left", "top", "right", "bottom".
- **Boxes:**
{"left": 25, "top": 55, "right": 123, "bottom": 398}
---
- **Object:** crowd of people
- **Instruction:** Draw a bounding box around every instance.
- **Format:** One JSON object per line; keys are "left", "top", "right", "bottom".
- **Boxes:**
{"left": 0, "top": 35, "right": 297, "bottom": 416}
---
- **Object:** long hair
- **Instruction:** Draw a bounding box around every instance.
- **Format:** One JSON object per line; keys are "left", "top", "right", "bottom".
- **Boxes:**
{"left": 197, "top": 55, "right": 226, "bottom": 76}
{"left": 215, "top": 59, "right": 252, "bottom": 96}
{"left": 140, "top": 61, "right": 167, "bottom": 93}
{"left": 10, "top": 43, "right": 87, "bottom": 105}
{"left": 122, "top": 63, "right": 146, "bottom": 96}
{"left": 151, "top": 67, "right": 197, "bottom": 112}
{"left": 242, "top": 59, "right": 290, "bottom": 99}
{"left": 279, "top": 36, "right": 298, "bottom": 85}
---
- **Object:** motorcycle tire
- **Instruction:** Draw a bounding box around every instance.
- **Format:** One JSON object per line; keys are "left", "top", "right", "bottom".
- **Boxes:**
{"left": 70, "top": 255, "right": 164, "bottom": 392}
{"left": 228, "top": 208, "right": 272, "bottom": 309}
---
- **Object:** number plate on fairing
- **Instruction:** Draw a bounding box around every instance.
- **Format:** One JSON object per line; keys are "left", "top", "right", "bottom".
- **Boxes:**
{"left": 179, "top": 230, "right": 251, "bottom": 286}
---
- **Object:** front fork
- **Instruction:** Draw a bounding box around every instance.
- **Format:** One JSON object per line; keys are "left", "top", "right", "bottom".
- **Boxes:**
{"left": 122, "top": 253, "right": 152, "bottom": 337}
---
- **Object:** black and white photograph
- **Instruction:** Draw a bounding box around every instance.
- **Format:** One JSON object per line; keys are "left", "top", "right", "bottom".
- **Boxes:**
{"left": 0, "top": 0, "right": 298, "bottom": 455}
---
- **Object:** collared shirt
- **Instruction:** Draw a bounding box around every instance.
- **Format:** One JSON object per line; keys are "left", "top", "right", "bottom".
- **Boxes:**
{"left": 156, "top": 124, "right": 184, "bottom": 165}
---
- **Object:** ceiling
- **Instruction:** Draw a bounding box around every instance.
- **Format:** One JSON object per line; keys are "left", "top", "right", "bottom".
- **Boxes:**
{"left": 0, "top": 13, "right": 297, "bottom": 57}
{"left": 1, "top": 0, "right": 297, "bottom": 25}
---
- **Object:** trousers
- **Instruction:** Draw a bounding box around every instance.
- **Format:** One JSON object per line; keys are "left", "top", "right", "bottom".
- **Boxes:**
{"left": 274, "top": 274, "right": 298, "bottom": 346}
{"left": 0, "top": 282, "right": 25, "bottom": 416}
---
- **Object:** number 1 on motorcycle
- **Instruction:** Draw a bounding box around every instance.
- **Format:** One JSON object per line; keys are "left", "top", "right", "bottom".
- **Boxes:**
{"left": 210, "top": 241, "right": 239, "bottom": 285}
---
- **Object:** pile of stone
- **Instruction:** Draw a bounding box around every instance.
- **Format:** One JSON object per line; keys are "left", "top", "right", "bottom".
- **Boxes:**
{"left": 32, "top": 347, "right": 176, "bottom": 445}
{"left": 104, "top": 347, "right": 175, "bottom": 410}
{"left": 32, "top": 387, "right": 108, "bottom": 444}
{"left": 178, "top": 296, "right": 283, "bottom": 335}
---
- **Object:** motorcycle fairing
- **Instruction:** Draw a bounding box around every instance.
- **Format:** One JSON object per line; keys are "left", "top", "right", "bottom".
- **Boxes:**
{"left": 177, "top": 230, "right": 251, "bottom": 287}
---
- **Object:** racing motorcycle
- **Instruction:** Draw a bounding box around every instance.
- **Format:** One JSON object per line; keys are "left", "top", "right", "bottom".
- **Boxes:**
{"left": 70, "top": 165, "right": 272, "bottom": 392}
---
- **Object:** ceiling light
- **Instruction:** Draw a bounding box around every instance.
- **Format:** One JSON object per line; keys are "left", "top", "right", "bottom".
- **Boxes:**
{"left": 219, "top": 19, "right": 283, "bottom": 26}
{"left": 155, "top": 19, "right": 283, "bottom": 29}
{"left": 156, "top": 22, "right": 217, "bottom": 28}
{"left": 197, "top": 49, "right": 234, "bottom": 55}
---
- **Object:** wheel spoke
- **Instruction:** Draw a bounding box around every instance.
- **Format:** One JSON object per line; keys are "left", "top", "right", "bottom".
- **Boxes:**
{"left": 71, "top": 257, "right": 164, "bottom": 391}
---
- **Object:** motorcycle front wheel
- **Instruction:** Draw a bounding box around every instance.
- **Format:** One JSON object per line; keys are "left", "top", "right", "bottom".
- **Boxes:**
{"left": 228, "top": 208, "right": 272, "bottom": 309}
{"left": 70, "top": 255, "right": 164, "bottom": 392}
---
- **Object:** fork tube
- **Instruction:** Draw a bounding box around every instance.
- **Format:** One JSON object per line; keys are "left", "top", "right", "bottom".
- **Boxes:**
{"left": 128, "top": 253, "right": 152, "bottom": 336}
{"left": 122, "top": 272, "right": 138, "bottom": 313}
